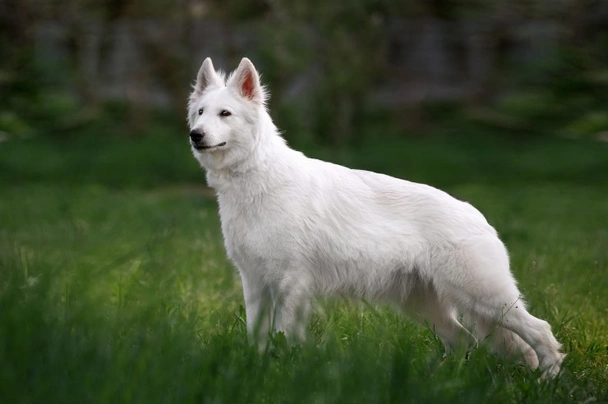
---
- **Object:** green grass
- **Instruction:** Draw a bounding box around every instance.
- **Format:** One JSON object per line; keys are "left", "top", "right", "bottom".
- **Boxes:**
{"left": 1, "top": 128, "right": 607, "bottom": 403}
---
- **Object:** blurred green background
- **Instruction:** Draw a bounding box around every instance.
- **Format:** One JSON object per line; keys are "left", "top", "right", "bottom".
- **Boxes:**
{"left": 1, "top": 1, "right": 608, "bottom": 403}
{"left": 2, "top": 0, "right": 608, "bottom": 144}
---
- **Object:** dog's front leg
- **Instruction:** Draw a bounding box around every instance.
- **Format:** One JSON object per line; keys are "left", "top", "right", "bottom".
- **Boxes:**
{"left": 240, "top": 272, "right": 273, "bottom": 351}
{"left": 272, "top": 276, "right": 312, "bottom": 344}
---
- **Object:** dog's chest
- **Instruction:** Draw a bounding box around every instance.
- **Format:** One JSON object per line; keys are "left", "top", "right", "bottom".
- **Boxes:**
{"left": 217, "top": 195, "right": 296, "bottom": 265}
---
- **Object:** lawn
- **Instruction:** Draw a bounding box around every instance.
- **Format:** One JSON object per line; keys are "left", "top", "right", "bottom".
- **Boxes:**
{"left": 1, "top": 128, "right": 607, "bottom": 403}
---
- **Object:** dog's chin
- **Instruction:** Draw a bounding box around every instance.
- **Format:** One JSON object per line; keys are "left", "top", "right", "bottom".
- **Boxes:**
{"left": 192, "top": 142, "right": 227, "bottom": 152}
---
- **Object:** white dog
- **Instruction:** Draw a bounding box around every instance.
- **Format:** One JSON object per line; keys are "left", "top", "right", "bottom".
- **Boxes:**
{"left": 188, "top": 57, "right": 565, "bottom": 378}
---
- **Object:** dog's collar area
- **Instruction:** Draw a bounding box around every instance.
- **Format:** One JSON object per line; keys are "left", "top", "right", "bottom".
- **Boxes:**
{"left": 194, "top": 142, "right": 227, "bottom": 151}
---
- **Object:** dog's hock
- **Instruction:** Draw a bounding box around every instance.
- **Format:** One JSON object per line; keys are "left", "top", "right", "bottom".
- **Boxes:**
{"left": 194, "top": 57, "right": 223, "bottom": 95}
{"left": 228, "top": 58, "right": 265, "bottom": 105}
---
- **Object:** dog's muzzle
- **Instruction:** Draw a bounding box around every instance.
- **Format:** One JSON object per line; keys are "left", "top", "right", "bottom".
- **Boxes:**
{"left": 189, "top": 129, "right": 226, "bottom": 151}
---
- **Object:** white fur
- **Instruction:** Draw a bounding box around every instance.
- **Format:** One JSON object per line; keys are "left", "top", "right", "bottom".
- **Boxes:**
{"left": 188, "top": 58, "right": 565, "bottom": 378}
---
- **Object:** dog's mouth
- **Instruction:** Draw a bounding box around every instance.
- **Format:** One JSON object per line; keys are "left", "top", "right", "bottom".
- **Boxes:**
{"left": 193, "top": 142, "right": 227, "bottom": 151}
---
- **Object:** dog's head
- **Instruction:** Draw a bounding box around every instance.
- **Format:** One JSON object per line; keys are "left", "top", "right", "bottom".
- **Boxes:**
{"left": 187, "top": 57, "right": 268, "bottom": 171}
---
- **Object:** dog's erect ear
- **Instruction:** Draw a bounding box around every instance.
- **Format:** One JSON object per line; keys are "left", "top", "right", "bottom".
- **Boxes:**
{"left": 227, "top": 58, "right": 266, "bottom": 105}
{"left": 194, "top": 58, "right": 223, "bottom": 95}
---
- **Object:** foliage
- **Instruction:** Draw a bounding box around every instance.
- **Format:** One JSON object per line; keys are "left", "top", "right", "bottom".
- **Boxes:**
{"left": 2, "top": 1, "right": 608, "bottom": 146}
{"left": 561, "top": 111, "right": 608, "bottom": 139}
{"left": 466, "top": 45, "right": 608, "bottom": 139}
{"left": 0, "top": 46, "right": 98, "bottom": 139}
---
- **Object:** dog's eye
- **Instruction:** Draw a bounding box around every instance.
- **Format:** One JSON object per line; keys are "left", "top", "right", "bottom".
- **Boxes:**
{"left": 220, "top": 110, "right": 231, "bottom": 117}
{"left": 198, "top": 109, "right": 203, "bottom": 116}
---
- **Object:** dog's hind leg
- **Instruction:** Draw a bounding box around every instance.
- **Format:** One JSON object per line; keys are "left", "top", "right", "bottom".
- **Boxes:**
{"left": 483, "top": 305, "right": 564, "bottom": 378}
{"left": 442, "top": 237, "right": 564, "bottom": 378}
{"left": 474, "top": 317, "right": 539, "bottom": 369}
{"left": 404, "top": 285, "right": 477, "bottom": 356}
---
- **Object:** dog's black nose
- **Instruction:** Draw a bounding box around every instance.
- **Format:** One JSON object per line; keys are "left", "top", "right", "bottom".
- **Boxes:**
{"left": 190, "top": 130, "right": 204, "bottom": 143}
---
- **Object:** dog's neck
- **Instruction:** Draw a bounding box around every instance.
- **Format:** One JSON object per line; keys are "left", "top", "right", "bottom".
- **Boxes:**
{"left": 204, "top": 116, "right": 299, "bottom": 200}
